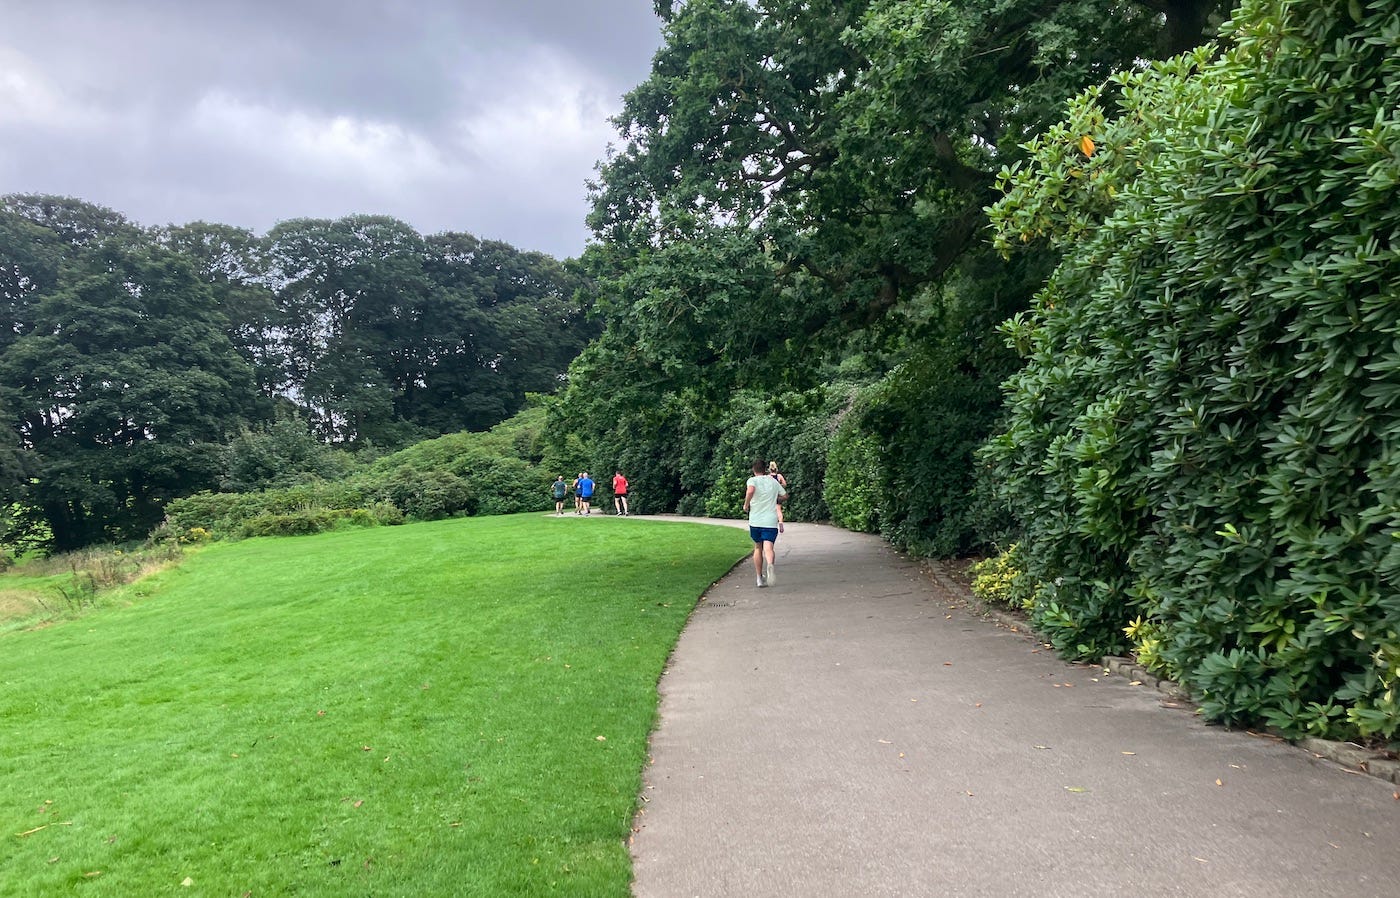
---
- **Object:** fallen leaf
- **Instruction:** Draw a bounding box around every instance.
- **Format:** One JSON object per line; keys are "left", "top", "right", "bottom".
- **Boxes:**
{"left": 878, "top": 739, "right": 892, "bottom": 744}
{"left": 1065, "top": 786, "right": 1089, "bottom": 793}
{"left": 965, "top": 790, "right": 974, "bottom": 796}
{"left": 362, "top": 746, "right": 372, "bottom": 751}
{"left": 1034, "top": 745, "right": 1052, "bottom": 750}
{"left": 975, "top": 702, "right": 983, "bottom": 708}
{"left": 1194, "top": 857, "right": 1209, "bottom": 864}
{"left": 317, "top": 710, "right": 326, "bottom": 717}
{"left": 899, "top": 752, "right": 905, "bottom": 759}
{"left": 353, "top": 800, "right": 364, "bottom": 808}
{"left": 1393, "top": 791, "right": 1399, "bottom": 800}
{"left": 1129, "top": 680, "right": 1143, "bottom": 686}
{"left": 84, "top": 872, "right": 102, "bottom": 878}
{"left": 943, "top": 662, "right": 953, "bottom": 667}
{"left": 1121, "top": 751, "right": 1136, "bottom": 756}
{"left": 596, "top": 735, "right": 607, "bottom": 741}
{"left": 1215, "top": 779, "right": 1224, "bottom": 787}
{"left": 182, "top": 877, "right": 194, "bottom": 887}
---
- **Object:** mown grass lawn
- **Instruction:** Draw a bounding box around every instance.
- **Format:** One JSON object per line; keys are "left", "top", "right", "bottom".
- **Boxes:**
{"left": 0, "top": 514, "right": 746, "bottom": 897}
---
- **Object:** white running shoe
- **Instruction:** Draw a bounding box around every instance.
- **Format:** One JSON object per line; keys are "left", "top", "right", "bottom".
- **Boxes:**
{"left": 756, "top": 575, "right": 766, "bottom": 588}
{"left": 764, "top": 559, "right": 775, "bottom": 586}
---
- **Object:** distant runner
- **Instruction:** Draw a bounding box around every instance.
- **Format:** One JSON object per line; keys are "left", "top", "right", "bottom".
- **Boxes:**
{"left": 577, "top": 472, "right": 596, "bottom": 516}
{"left": 551, "top": 475, "right": 569, "bottom": 516}
{"left": 613, "top": 471, "right": 630, "bottom": 516}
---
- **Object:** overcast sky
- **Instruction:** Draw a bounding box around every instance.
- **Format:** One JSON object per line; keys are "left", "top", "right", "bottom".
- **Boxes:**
{"left": 0, "top": 0, "right": 665, "bottom": 259}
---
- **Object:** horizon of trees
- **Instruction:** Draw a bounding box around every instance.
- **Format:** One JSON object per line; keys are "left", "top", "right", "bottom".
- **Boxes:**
{"left": 0, "top": 194, "right": 594, "bottom": 549}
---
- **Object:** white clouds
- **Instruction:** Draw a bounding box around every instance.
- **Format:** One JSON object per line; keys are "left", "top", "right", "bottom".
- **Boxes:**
{"left": 187, "top": 92, "right": 453, "bottom": 192}
{"left": 456, "top": 49, "right": 617, "bottom": 181}
{"left": 0, "top": 48, "right": 107, "bottom": 130}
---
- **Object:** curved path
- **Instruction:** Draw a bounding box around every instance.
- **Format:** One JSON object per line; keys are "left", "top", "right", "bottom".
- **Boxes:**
{"left": 628, "top": 520, "right": 1400, "bottom": 898}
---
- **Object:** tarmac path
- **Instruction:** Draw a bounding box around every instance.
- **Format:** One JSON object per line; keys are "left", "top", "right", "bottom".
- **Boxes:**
{"left": 628, "top": 520, "right": 1400, "bottom": 898}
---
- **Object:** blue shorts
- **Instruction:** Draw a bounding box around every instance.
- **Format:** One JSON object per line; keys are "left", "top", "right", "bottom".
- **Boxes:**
{"left": 750, "top": 526, "right": 779, "bottom": 544}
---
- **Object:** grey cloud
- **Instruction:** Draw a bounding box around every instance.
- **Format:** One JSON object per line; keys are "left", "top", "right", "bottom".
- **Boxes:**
{"left": 0, "top": 0, "right": 662, "bottom": 257}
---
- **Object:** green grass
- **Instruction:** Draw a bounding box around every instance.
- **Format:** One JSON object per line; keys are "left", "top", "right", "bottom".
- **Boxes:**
{"left": 0, "top": 514, "right": 746, "bottom": 897}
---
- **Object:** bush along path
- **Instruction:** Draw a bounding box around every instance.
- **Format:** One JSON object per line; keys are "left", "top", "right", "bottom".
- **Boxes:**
{"left": 631, "top": 523, "right": 1400, "bottom": 898}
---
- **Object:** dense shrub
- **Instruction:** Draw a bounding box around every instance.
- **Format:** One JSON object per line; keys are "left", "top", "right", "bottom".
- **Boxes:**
{"left": 239, "top": 509, "right": 345, "bottom": 538}
{"left": 370, "top": 469, "right": 476, "bottom": 520}
{"left": 862, "top": 345, "right": 1014, "bottom": 556}
{"left": 986, "top": 0, "right": 1400, "bottom": 740}
{"left": 824, "top": 395, "right": 882, "bottom": 534}
{"left": 164, "top": 481, "right": 372, "bottom": 538}
{"left": 220, "top": 418, "right": 356, "bottom": 493}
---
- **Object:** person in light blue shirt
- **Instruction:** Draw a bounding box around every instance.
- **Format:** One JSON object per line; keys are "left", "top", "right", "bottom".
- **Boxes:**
{"left": 743, "top": 458, "right": 787, "bottom": 587}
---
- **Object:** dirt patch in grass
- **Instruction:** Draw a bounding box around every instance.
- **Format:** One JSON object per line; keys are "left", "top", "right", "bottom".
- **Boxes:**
{"left": 0, "top": 588, "right": 48, "bottom": 622}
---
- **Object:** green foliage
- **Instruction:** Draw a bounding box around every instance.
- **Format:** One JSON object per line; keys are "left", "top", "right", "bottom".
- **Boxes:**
{"left": 824, "top": 397, "right": 882, "bottom": 534}
{"left": 969, "top": 544, "right": 1038, "bottom": 611}
{"left": 0, "top": 205, "right": 263, "bottom": 549}
{"left": 266, "top": 218, "right": 593, "bottom": 446}
{"left": 167, "top": 409, "right": 554, "bottom": 539}
{"left": 565, "top": 0, "right": 1218, "bottom": 554}
{"left": 986, "top": 0, "right": 1400, "bottom": 740}
{"left": 860, "top": 282, "right": 1028, "bottom": 557}
{"left": 0, "top": 198, "right": 588, "bottom": 552}
{"left": 239, "top": 509, "right": 349, "bottom": 538}
{"left": 220, "top": 418, "right": 356, "bottom": 493}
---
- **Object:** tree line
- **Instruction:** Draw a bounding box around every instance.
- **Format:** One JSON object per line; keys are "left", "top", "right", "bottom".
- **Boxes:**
{"left": 0, "top": 195, "right": 593, "bottom": 549}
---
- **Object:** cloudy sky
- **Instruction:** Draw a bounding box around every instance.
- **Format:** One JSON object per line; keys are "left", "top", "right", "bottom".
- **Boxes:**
{"left": 0, "top": 0, "right": 665, "bottom": 259}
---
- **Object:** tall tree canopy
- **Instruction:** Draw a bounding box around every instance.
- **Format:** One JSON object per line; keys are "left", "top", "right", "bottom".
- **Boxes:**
{"left": 557, "top": 0, "right": 1229, "bottom": 544}
{"left": 1, "top": 209, "right": 260, "bottom": 548}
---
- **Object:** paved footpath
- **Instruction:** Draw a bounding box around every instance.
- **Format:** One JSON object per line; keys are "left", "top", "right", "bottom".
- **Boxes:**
{"left": 628, "top": 521, "right": 1400, "bottom": 898}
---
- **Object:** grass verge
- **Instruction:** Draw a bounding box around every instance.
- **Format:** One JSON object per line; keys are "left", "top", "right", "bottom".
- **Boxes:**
{"left": 0, "top": 513, "right": 746, "bottom": 897}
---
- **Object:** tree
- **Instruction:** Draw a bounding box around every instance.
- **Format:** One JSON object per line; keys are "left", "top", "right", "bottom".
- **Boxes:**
{"left": 1, "top": 226, "right": 261, "bottom": 549}
{"left": 985, "top": 0, "right": 1400, "bottom": 738}
{"left": 267, "top": 217, "right": 592, "bottom": 445}
{"left": 156, "top": 221, "right": 283, "bottom": 405}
